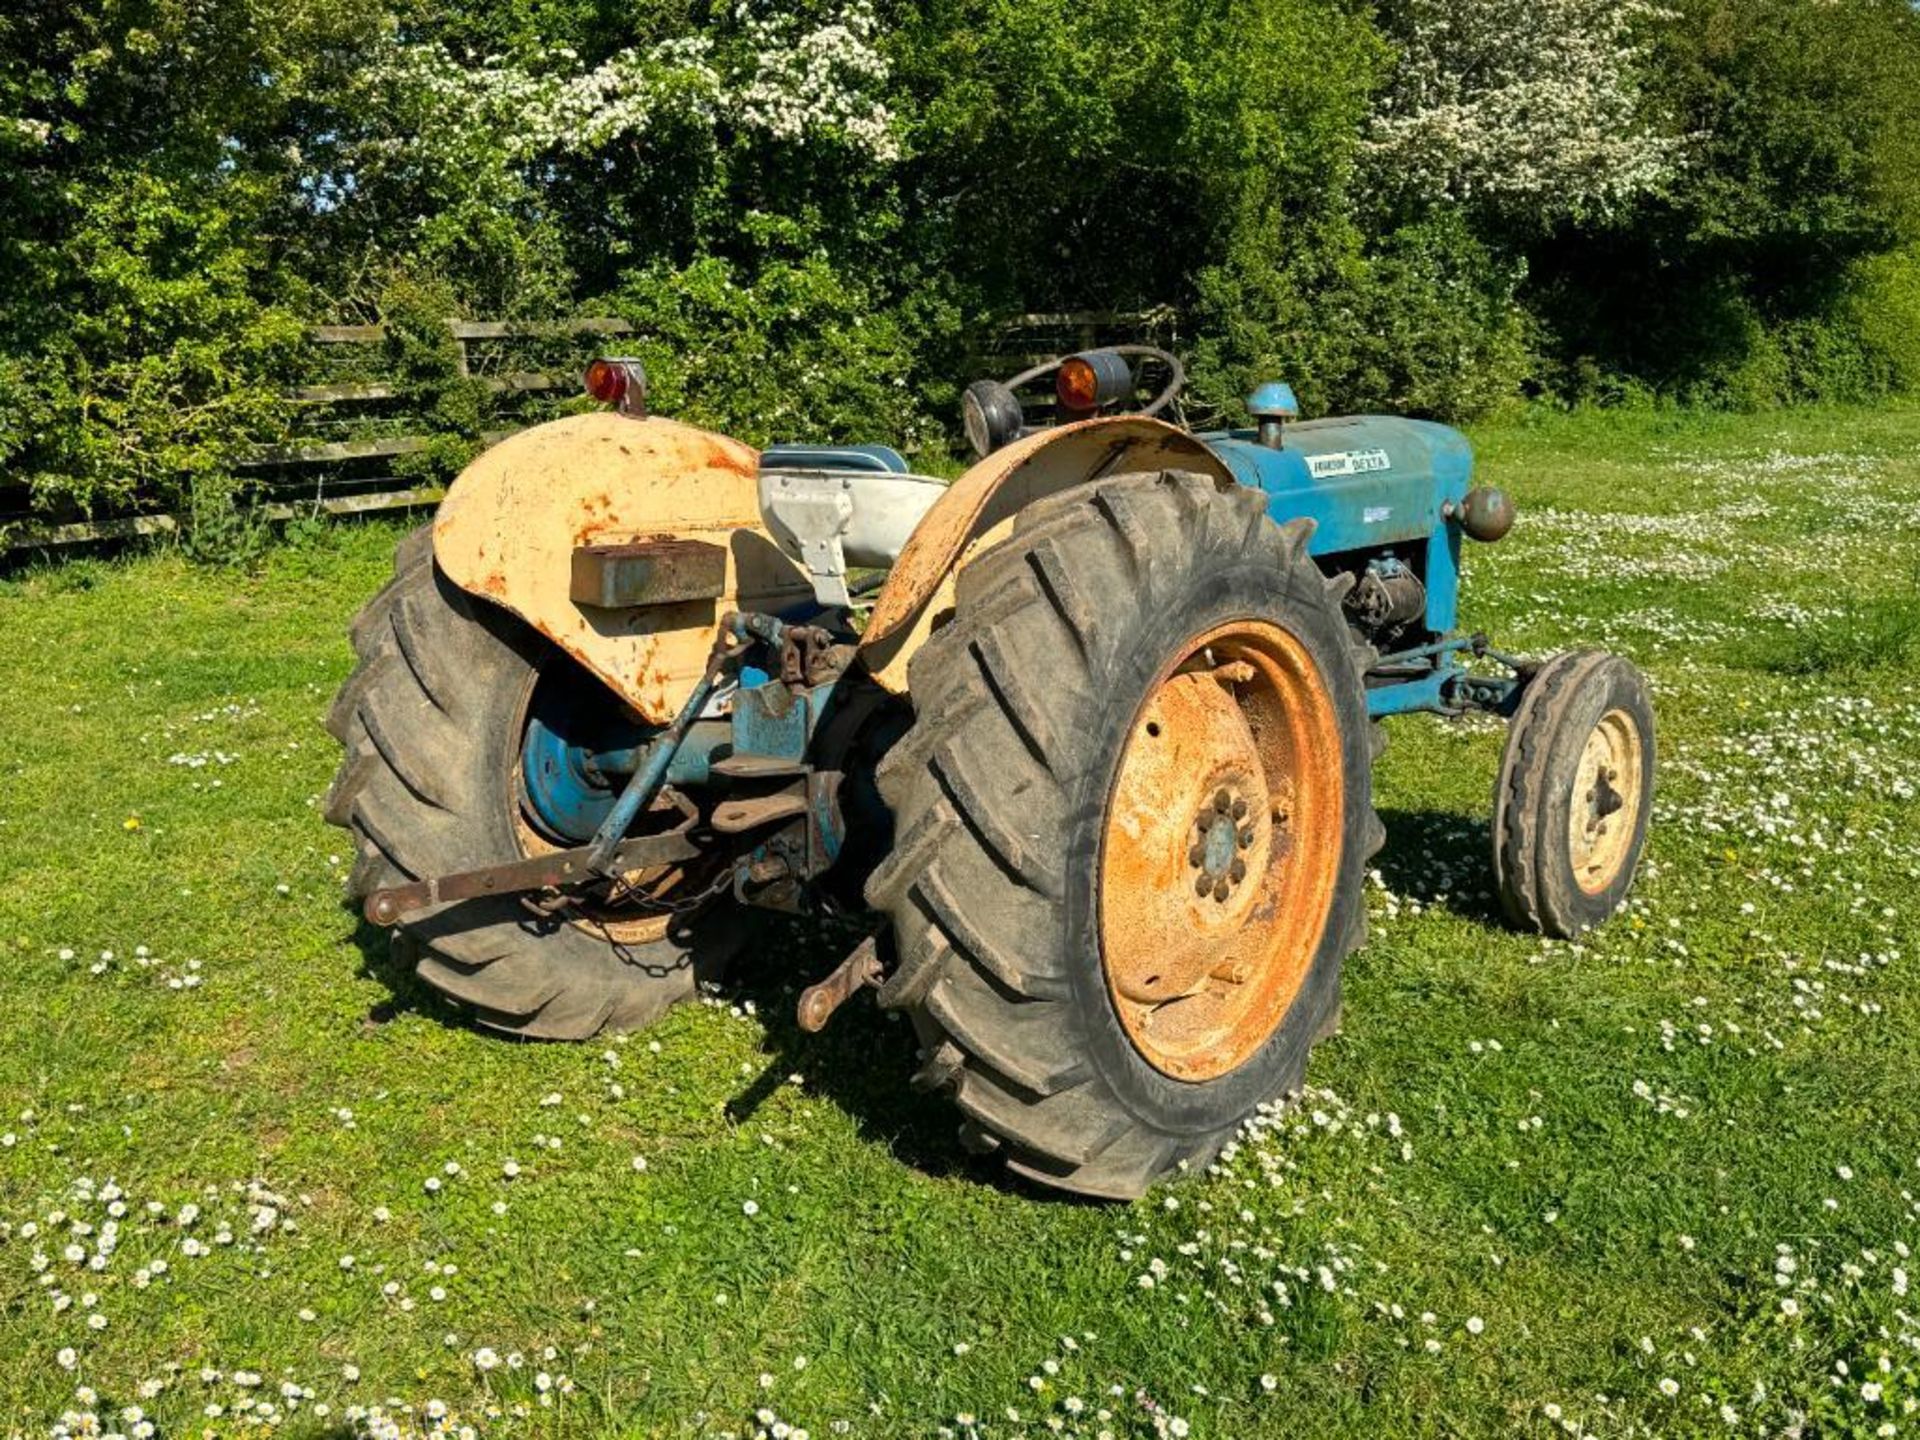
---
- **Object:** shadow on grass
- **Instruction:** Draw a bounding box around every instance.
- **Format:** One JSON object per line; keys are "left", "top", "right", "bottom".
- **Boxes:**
{"left": 1372, "top": 806, "right": 1504, "bottom": 926}
{"left": 346, "top": 911, "right": 459, "bottom": 1029}
{"left": 337, "top": 810, "right": 1513, "bottom": 1194}
{"left": 345, "top": 900, "right": 981, "bottom": 1184}
{"left": 722, "top": 914, "right": 981, "bottom": 1187}
{"left": 336, "top": 808, "right": 1515, "bottom": 1199}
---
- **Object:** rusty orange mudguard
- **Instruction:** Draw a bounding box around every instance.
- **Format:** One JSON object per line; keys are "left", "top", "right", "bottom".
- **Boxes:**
{"left": 433, "top": 412, "right": 811, "bottom": 724}
{"left": 856, "top": 417, "right": 1234, "bottom": 690}
{"left": 434, "top": 411, "right": 1233, "bottom": 717}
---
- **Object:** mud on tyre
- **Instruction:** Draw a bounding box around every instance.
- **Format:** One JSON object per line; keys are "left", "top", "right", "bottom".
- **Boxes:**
{"left": 864, "top": 470, "right": 1381, "bottom": 1199}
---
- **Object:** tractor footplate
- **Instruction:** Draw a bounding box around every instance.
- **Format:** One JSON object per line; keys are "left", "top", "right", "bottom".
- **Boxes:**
{"left": 363, "top": 831, "right": 701, "bottom": 927}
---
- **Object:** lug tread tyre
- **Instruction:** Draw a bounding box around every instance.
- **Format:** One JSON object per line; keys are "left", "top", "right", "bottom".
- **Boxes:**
{"left": 327, "top": 526, "right": 733, "bottom": 1041}
{"left": 865, "top": 471, "right": 1377, "bottom": 1198}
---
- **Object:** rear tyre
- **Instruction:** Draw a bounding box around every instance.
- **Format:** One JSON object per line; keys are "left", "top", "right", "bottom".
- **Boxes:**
{"left": 325, "top": 527, "right": 741, "bottom": 1040}
{"left": 1492, "top": 650, "right": 1655, "bottom": 938}
{"left": 864, "top": 471, "right": 1379, "bottom": 1199}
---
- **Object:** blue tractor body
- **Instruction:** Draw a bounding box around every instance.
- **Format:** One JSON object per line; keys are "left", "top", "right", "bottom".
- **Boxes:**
{"left": 1207, "top": 415, "right": 1474, "bottom": 632}
{"left": 515, "top": 396, "right": 1514, "bottom": 848}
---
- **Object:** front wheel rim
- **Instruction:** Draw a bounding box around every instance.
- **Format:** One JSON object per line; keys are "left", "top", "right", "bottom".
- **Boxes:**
{"left": 1568, "top": 706, "right": 1645, "bottom": 894}
{"left": 1098, "top": 619, "right": 1345, "bottom": 1082}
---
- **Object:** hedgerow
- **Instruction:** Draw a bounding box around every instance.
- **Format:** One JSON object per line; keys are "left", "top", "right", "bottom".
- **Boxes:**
{"left": 3, "top": 0, "right": 1919, "bottom": 526}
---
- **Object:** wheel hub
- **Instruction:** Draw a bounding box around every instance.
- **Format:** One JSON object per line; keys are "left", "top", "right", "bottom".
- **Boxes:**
{"left": 1189, "top": 788, "right": 1255, "bottom": 900}
{"left": 1099, "top": 620, "right": 1344, "bottom": 1082}
{"left": 517, "top": 669, "right": 655, "bottom": 844}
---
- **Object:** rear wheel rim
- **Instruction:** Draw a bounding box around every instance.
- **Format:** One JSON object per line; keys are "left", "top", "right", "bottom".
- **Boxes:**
{"left": 509, "top": 657, "right": 701, "bottom": 946}
{"left": 1569, "top": 706, "right": 1644, "bottom": 895}
{"left": 1098, "top": 619, "right": 1345, "bottom": 1082}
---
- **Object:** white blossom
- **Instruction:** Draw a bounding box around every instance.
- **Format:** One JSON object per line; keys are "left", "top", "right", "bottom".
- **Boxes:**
{"left": 345, "top": 0, "right": 896, "bottom": 199}
{"left": 1364, "top": 0, "right": 1678, "bottom": 221}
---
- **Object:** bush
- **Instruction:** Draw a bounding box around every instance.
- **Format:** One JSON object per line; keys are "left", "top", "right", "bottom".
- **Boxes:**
{"left": 1845, "top": 246, "right": 1920, "bottom": 396}
{"left": 1190, "top": 215, "right": 1532, "bottom": 423}
{"left": 375, "top": 273, "right": 496, "bottom": 487}
{"left": 4, "top": 0, "right": 1920, "bottom": 533}
{"left": 611, "top": 253, "right": 939, "bottom": 453}
{"left": 894, "top": 0, "right": 1384, "bottom": 420}
{"left": 1525, "top": 0, "right": 1920, "bottom": 408}
{"left": 7, "top": 172, "right": 304, "bottom": 521}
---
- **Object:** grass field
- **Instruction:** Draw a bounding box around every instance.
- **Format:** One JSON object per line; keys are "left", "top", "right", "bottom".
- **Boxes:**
{"left": 3, "top": 406, "right": 1920, "bottom": 1439}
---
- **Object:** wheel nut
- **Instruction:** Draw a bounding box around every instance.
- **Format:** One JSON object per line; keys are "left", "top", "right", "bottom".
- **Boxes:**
{"left": 1214, "top": 788, "right": 1232, "bottom": 813}
{"left": 1212, "top": 878, "right": 1231, "bottom": 902}
{"left": 1228, "top": 857, "right": 1247, "bottom": 883}
{"left": 1238, "top": 826, "right": 1254, "bottom": 849}
{"left": 1195, "top": 874, "right": 1213, "bottom": 897}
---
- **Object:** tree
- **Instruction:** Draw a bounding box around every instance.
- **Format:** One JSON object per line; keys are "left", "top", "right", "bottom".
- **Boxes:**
{"left": 1364, "top": 0, "right": 1677, "bottom": 228}
{"left": 1525, "top": 0, "right": 1920, "bottom": 402}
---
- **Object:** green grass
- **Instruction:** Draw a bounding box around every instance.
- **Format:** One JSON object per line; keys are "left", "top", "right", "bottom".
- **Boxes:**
{"left": 4, "top": 405, "right": 1920, "bottom": 1438}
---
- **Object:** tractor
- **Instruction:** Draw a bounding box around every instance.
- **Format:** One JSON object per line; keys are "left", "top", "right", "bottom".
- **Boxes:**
{"left": 325, "top": 346, "right": 1654, "bottom": 1199}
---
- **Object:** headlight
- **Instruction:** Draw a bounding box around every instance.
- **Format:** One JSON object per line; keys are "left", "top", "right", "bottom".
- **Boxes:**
{"left": 962, "top": 379, "right": 1024, "bottom": 457}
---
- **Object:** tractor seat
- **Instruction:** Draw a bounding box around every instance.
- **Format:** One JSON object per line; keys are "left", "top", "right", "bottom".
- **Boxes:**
{"left": 759, "top": 443, "right": 910, "bottom": 475}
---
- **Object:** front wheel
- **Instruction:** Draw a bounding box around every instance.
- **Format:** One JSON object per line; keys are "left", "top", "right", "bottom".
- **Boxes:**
{"left": 865, "top": 471, "right": 1380, "bottom": 1199}
{"left": 1492, "top": 650, "right": 1655, "bottom": 937}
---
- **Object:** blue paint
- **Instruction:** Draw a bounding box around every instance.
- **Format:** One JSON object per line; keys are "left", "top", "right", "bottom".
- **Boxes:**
{"left": 521, "top": 718, "right": 730, "bottom": 842}
{"left": 521, "top": 718, "right": 731, "bottom": 843}
{"left": 810, "top": 777, "right": 845, "bottom": 866}
{"left": 731, "top": 681, "right": 812, "bottom": 761}
{"left": 1365, "top": 669, "right": 1457, "bottom": 718}
{"left": 583, "top": 662, "right": 734, "bottom": 872}
{"left": 520, "top": 635, "right": 835, "bottom": 846}
{"left": 1425, "top": 510, "right": 1464, "bottom": 634}
{"left": 520, "top": 713, "right": 617, "bottom": 841}
{"left": 1203, "top": 414, "right": 1474, "bottom": 639}
{"left": 1246, "top": 382, "right": 1299, "bottom": 420}
{"left": 729, "top": 676, "right": 849, "bottom": 765}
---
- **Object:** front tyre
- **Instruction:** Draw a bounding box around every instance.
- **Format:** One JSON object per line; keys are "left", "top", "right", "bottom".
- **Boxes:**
{"left": 1492, "top": 650, "right": 1655, "bottom": 938}
{"left": 324, "top": 528, "right": 740, "bottom": 1040}
{"left": 865, "top": 471, "right": 1380, "bottom": 1199}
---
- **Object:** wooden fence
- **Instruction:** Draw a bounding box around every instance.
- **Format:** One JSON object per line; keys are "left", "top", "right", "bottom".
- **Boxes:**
{"left": 1, "top": 309, "right": 1169, "bottom": 554}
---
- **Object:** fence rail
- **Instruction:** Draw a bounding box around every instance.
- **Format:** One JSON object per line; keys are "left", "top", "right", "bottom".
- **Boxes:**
{"left": 2, "top": 309, "right": 1169, "bottom": 554}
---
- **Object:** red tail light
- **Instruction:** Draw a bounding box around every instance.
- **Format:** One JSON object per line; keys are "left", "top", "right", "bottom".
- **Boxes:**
{"left": 584, "top": 357, "right": 631, "bottom": 407}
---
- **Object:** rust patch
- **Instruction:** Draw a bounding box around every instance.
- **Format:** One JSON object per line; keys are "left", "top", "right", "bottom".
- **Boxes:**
{"left": 433, "top": 412, "right": 808, "bottom": 723}
{"left": 1099, "top": 619, "right": 1344, "bottom": 1082}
